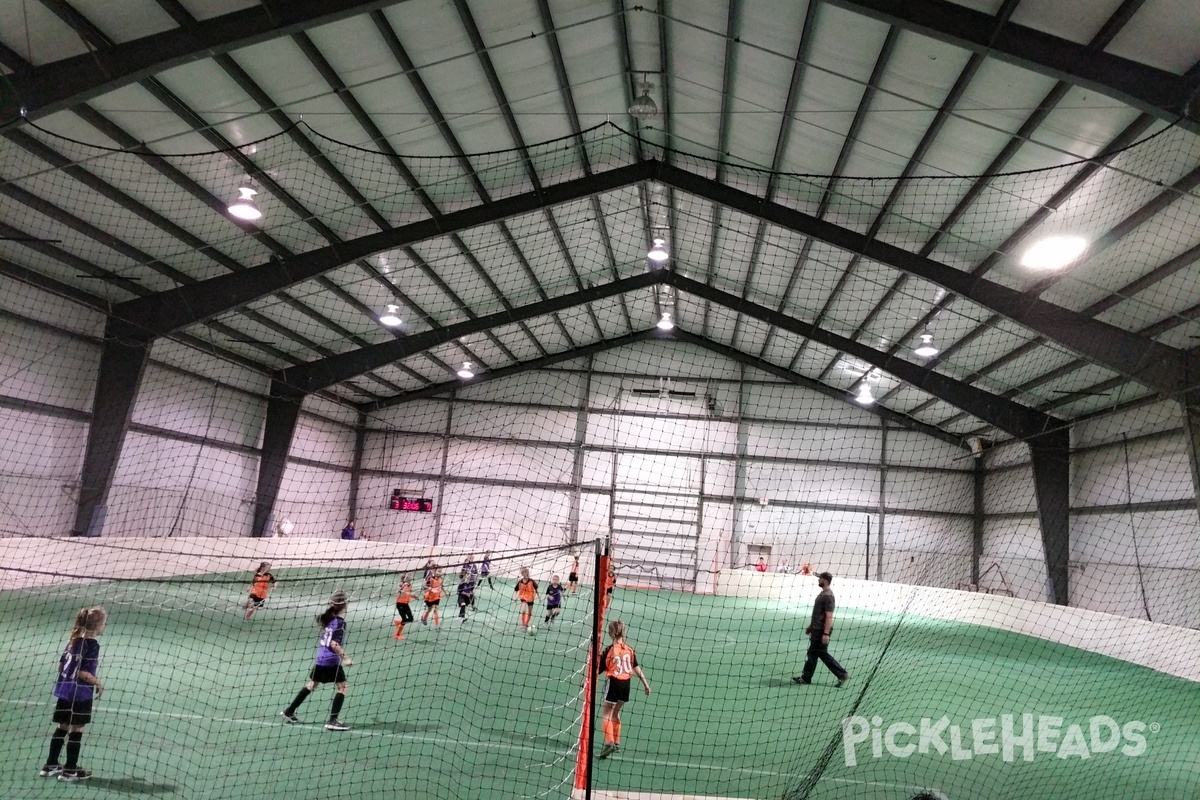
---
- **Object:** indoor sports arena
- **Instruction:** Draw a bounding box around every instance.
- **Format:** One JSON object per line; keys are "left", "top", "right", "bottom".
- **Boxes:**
{"left": 0, "top": 2, "right": 1198, "bottom": 799}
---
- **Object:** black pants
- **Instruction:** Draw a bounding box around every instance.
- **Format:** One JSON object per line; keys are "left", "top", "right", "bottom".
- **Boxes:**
{"left": 800, "top": 635, "right": 847, "bottom": 682}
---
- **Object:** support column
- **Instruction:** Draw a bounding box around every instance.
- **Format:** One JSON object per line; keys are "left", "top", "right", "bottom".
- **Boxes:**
{"left": 731, "top": 365, "right": 748, "bottom": 568}
{"left": 1178, "top": 401, "right": 1200, "bottom": 524}
{"left": 568, "top": 358, "right": 593, "bottom": 545}
{"left": 1029, "top": 428, "right": 1071, "bottom": 605}
{"left": 349, "top": 410, "right": 367, "bottom": 523}
{"left": 877, "top": 420, "right": 887, "bottom": 581}
{"left": 251, "top": 380, "right": 306, "bottom": 538}
{"left": 72, "top": 319, "right": 153, "bottom": 536}
{"left": 432, "top": 391, "right": 454, "bottom": 546}
{"left": 972, "top": 457, "right": 985, "bottom": 585}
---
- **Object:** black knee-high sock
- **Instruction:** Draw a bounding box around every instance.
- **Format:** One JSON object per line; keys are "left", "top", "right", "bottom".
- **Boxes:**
{"left": 47, "top": 729, "right": 67, "bottom": 765}
{"left": 329, "top": 693, "right": 345, "bottom": 720}
{"left": 64, "top": 731, "right": 82, "bottom": 768}
{"left": 285, "top": 687, "right": 311, "bottom": 715}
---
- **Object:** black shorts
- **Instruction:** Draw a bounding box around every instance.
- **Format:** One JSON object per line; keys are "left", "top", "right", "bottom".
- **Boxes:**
{"left": 395, "top": 602, "right": 413, "bottom": 622}
{"left": 425, "top": 599, "right": 440, "bottom": 608}
{"left": 547, "top": 603, "right": 561, "bottom": 612}
{"left": 458, "top": 593, "right": 472, "bottom": 606}
{"left": 604, "top": 678, "right": 631, "bottom": 704}
{"left": 247, "top": 593, "right": 266, "bottom": 607}
{"left": 310, "top": 664, "right": 347, "bottom": 684}
{"left": 52, "top": 697, "right": 93, "bottom": 726}
{"left": 568, "top": 572, "right": 578, "bottom": 583}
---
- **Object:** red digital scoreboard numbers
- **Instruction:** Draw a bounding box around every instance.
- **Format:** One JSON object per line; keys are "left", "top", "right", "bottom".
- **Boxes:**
{"left": 390, "top": 490, "right": 433, "bottom": 512}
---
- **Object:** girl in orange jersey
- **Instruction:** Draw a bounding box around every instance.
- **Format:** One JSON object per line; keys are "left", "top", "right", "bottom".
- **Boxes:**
{"left": 568, "top": 554, "right": 580, "bottom": 594}
{"left": 420, "top": 570, "right": 443, "bottom": 626}
{"left": 393, "top": 574, "right": 414, "bottom": 640}
{"left": 243, "top": 562, "right": 276, "bottom": 620}
{"left": 597, "top": 619, "right": 650, "bottom": 759}
{"left": 514, "top": 567, "right": 539, "bottom": 632}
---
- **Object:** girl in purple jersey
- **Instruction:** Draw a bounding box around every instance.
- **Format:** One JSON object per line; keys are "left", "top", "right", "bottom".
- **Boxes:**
{"left": 280, "top": 591, "right": 353, "bottom": 731}
{"left": 40, "top": 606, "right": 107, "bottom": 781}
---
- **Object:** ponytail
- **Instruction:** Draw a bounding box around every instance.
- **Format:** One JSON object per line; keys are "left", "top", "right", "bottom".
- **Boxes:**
{"left": 68, "top": 606, "right": 108, "bottom": 645}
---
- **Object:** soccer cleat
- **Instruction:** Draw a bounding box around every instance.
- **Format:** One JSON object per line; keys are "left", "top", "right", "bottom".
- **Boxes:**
{"left": 280, "top": 710, "right": 299, "bottom": 723}
{"left": 58, "top": 768, "right": 91, "bottom": 782}
{"left": 38, "top": 764, "right": 61, "bottom": 777}
{"left": 325, "top": 719, "right": 350, "bottom": 731}
{"left": 792, "top": 676, "right": 811, "bottom": 685}
{"left": 836, "top": 674, "right": 852, "bottom": 688}
{"left": 598, "top": 743, "right": 618, "bottom": 759}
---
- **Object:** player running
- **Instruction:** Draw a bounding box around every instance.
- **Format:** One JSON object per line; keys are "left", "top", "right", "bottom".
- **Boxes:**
{"left": 544, "top": 575, "right": 565, "bottom": 626}
{"left": 243, "top": 562, "right": 276, "bottom": 620}
{"left": 597, "top": 619, "right": 650, "bottom": 759}
{"left": 40, "top": 606, "right": 107, "bottom": 781}
{"left": 456, "top": 569, "right": 476, "bottom": 622}
{"left": 393, "top": 574, "right": 414, "bottom": 640}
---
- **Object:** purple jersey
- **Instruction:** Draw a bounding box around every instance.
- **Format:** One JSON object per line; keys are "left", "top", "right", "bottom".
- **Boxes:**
{"left": 315, "top": 617, "right": 346, "bottom": 666}
{"left": 54, "top": 638, "right": 100, "bottom": 702}
{"left": 546, "top": 584, "right": 564, "bottom": 608}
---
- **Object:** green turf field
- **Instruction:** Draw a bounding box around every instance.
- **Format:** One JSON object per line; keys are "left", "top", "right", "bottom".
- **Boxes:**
{"left": 1, "top": 573, "right": 1197, "bottom": 800}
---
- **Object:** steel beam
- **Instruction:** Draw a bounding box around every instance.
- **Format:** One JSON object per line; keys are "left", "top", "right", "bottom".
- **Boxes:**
{"left": 1179, "top": 401, "right": 1200, "bottom": 526}
{"left": 1028, "top": 428, "right": 1071, "bottom": 605}
{"left": 360, "top": 329, "right": 659, "bottom": 412}
{"left": 669, "top": 330, "right": 965, "bottom": 449}
{"left": 112, "top": 161, "right": 652, "bottom": 336}
{"left": 279, "top": 271, "right": 663, "bottom": 395}
{"left": 668, "top": 273, "right": 1059, "bottom": 441}
{"left": 251, "top": 381, "right": 306, "bottom": 538}
{"left": 1, "top": 0, "right": 408, "bottom": 124}
{"left": 826, "top": 0, "right": 1200, "bottom": 132}
{"left": 655, "top": 162, "right": 1199, "bottom": 398}
{"left": 72, "top": 319, "right": 153, "bottom": 536}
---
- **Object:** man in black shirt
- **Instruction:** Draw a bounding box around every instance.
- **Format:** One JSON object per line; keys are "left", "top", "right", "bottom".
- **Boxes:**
{"left": 793, "top": 571, "right": 850, "bottom": 687}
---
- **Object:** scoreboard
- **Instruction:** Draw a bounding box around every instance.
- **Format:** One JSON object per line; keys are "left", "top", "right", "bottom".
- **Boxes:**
{"left": 390, "top": 490, "right": 433, "bottom": 512}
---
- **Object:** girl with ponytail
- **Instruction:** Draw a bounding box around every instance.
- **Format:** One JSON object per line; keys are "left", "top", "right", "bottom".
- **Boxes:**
{"left": 40, "top": 606, "right": 107, "bottom": 781}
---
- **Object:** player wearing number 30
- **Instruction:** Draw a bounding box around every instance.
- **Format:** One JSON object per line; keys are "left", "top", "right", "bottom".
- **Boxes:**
{"left": 597, "top": 619, "right": 650, "bottom": 759}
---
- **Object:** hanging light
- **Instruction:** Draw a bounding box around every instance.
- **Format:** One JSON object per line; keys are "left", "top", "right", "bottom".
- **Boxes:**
{"left": 854, "top": 383, "right": 875, "bottom": 406}
{"left": 913, "top": 331, "right": 939, "bottom": 358}
{"left": 629, "top": 77, "right": 658, "bottom": 120}
{"left": 457, "top": 362, "right": 475, "bottom": 379}
{"left": 657, "top": 312, "right": 675, "bottom": 331}
{"left": 647, "top": 238, "right": 669, "bottom": 263}
{"left": 378, "top": 305, "right": 402, "bottom": 327}
{"left": 1021, "top": 235, "right": 1086, "bottom": 270}
{"left": 227, "top": 186, "right": 262, "bottom": 221}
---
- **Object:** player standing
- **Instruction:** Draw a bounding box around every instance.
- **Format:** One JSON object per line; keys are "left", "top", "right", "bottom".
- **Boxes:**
{"left": 281, "top": 591, "right": 353, "bottom": 731}
{"left": 544, "top": 575, "right": 565, "bottom": 626}
{"left": 40, "top": 607, "right": 107, "bottom": 781}
{"left": 514, "top": 567, "right": 539, "bottom": 632}
{"left": 480, "top": 552, "right": 493, "bottom": 588}
{"left": 243, "top": 562, "right": 276, "bottom": 620}
{"left": 456, "top": 569, "right": 476, "bottom": 622}
{"left": 597, "top": 619, "right": 650, "bottom": 759}
{"left": 568, "top": 554, "right": 580, "bottom": 594}
{"left": 421, "top": 570, "right": 443, "bottom": 626}
{"left": 393, "top": 574, "right": 414, "bottom": 640}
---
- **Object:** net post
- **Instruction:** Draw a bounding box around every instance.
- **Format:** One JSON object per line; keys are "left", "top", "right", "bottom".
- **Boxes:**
{"left": 573, "top": 537, "right": 606, "bottom": 800}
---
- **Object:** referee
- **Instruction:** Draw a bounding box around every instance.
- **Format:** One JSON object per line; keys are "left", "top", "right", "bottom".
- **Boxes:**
{"left": 793, "top": 571, "right": 850, "bottom": 687}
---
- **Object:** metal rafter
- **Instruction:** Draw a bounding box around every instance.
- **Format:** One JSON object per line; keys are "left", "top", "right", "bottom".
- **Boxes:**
{"left": 656, "top": 161, "right": 1200, "bottom": 399}
{"left": 276, "top": 270, "right": 664, "bottom": 395}
{"left": 782, "top": 26, "right": 899, "bottom": 371}
{"left": 667, "top": 272, "right": 1060, "bottom": 441}
{"left": 112, "top": 162, "right": 653, "bottom": 335}
{"left": 728, "top": 0, "right": 817, "bottom": 348}
{"left": 1, "top": 0, "right": 410, "bottom": 124}
{"left": 825, "top": 0, "right": 1200, "bottom": 132}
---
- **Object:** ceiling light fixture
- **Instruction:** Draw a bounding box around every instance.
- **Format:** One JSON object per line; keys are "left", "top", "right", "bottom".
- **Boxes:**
{"left": 647, "top": 238, "right": 669, "bottom": 263}
{"left": 379, "top": 305, "right": 402, "bottom": 326}
{"left": 1021, "top": 235, "right": 1086, "bottom": 270}
{"left": 227, "top": 185, "right": 262, "bottom": 221}
{"left": 657, "top": 312, "right": 675, "bottom": 331}
{"left": 629, "top": 76, "right": 658, "bottom": 120}
{"left": 457, "top": 362, "right": 475, "bottom": 379}
{"left": 854, "top": 383, "right": 875, "bottom": 406}
{"left": 913, "top": 331, "right": 939, "bottom": 358}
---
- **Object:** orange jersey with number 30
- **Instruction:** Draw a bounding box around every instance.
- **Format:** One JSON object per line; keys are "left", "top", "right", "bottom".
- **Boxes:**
{"left": 602, "top": 642, "right": 638, "bottom": 680}
{"left": 424, "top": 576, "right": 443, "bottom": 602}
{"left": 516, "top": 578, "right": 538, "bottom": 603}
